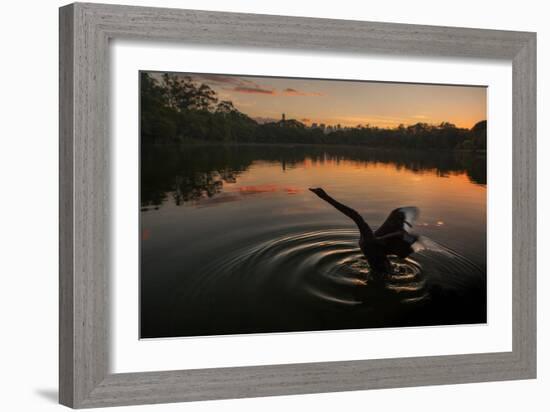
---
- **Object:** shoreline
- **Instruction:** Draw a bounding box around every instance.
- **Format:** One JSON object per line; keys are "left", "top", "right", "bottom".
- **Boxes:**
{"left": 142, "top": 141, "right": 486, "bottom": 154}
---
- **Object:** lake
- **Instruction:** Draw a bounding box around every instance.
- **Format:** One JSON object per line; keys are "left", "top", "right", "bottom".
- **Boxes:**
{"left": 140, "top": 144, "right": 487, "bottom": 338}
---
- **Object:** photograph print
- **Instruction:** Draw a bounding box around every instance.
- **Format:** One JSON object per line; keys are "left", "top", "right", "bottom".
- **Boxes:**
{"left": 140, "top": 71, "right": 487, "bottom": 339}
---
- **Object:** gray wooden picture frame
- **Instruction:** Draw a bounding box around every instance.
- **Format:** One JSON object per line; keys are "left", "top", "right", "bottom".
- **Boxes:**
{"left": 59, "top": 2, "right": 536, "bottom": 408}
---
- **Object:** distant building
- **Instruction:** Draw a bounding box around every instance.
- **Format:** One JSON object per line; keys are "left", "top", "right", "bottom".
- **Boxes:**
{"left": 311, "top": 122, "right": 318, "bottom": 128}
{"left": 281, "top": 113, "right": 286, "bottom": 122}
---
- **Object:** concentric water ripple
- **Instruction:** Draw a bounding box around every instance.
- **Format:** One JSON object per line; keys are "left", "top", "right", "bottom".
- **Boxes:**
{"left": 184, "top": 228, "right": 485, "bottom": 313}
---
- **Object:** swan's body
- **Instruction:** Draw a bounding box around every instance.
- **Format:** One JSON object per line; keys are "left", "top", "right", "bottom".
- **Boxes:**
{"left": 309, "top": 188, "right": 419, "bottom": 273}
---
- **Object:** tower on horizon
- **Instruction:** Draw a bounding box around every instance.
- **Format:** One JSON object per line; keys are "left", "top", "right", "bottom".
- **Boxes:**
{"left": 281, "top": 113, "right": 286, "bottom": 122}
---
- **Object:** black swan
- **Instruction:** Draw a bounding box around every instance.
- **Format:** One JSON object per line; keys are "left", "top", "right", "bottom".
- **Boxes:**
{"left": 309, "top": 187, "right": 419, "bottom": 273}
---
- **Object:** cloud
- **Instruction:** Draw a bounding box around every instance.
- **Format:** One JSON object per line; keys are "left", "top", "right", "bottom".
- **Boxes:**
{"left": 187, "top": 74, "right": 275, "bottom": 94}
{"left": 232, "top": 86, "right": 276, "bottom": 95}
{"left": 330, "top": 114, "right": 422, "bottom": 127}
{"left": 282, "top": 88, "right": 324, "bottom": 96}
{"left": 192, "top": 74, "right": 250, "bottom": 86}
{"left": 154, "top": 73, "right": 324, "bottom": 97}
{"left": 253, "top": 116, "right": 280, "bottom": 124}
{"left": 230, "top": 86, "right": 323, "bottom": 96}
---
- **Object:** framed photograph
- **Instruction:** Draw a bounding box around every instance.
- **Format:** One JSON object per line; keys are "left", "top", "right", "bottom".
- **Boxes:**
{"left": 59, "top": 2, "right": 536, "bottom": 408}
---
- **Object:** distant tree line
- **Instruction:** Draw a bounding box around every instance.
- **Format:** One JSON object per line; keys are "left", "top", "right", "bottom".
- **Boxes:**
{"left": 141, "top": 72, "right": 487, "bottom": 151}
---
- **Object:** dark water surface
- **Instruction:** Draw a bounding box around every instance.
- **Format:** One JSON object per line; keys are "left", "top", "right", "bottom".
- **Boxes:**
{"left": 140, "top": 144, "right": 487, "bottom": 338}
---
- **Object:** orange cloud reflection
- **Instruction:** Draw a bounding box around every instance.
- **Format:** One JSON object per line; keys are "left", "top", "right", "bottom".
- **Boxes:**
{"left": 238, "top": 184, "right": 302, "bottom": 195}
{"left": 192, "top": 184, "right": 303, "bottom": 207}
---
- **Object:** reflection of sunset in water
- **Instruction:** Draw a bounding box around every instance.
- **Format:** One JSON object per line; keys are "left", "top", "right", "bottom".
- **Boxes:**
{"left": 186, "top": 183, "right": 304, "bottom": 207}
{"left": 140, "top": 145, "right": 486, "bottom": 338}
{"left": 236, "top": 184, "right": 302, "bottom": 195}
{"left": 190, "top": 158, "right": 486, "bottom": 219}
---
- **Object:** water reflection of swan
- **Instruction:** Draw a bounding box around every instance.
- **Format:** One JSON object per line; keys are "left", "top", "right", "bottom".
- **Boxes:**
{"left": 309, "top": 188, "right": 419, "bottom": 273}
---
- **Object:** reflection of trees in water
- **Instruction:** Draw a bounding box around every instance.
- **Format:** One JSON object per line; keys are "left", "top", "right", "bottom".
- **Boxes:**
{"left": 173, "top": 174, "right": 222, "bottom": 205}
{"left": 141, "top": 145, "right": 248, "bottom": 208}
{"left": 453, "top": 152, "right": 486, "bottom": 187}
{"left": 141, "top": 144, "right": 486, "bottom": 208}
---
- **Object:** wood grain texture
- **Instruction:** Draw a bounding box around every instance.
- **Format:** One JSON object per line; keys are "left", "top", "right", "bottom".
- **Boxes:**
{"left": 512, "top": 35, "right": 537, "bottom": 374}
{"left": 59, "top": 4, "right": 74, "bottom": 407}
{"left": 59, "top": 2, "right": 537, "bottom": 408}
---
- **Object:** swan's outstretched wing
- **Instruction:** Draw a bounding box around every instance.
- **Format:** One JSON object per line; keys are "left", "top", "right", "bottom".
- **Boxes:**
{"left": 374, "top": 207, "right": 419, "bottom": 258}
{"left": 374, "top": 207, "right": 419, "bottom": 237}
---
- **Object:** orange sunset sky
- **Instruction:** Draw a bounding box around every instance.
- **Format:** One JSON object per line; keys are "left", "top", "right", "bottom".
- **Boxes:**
{"left": 161, "top": 73, "right": 487, "bottom": 129}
